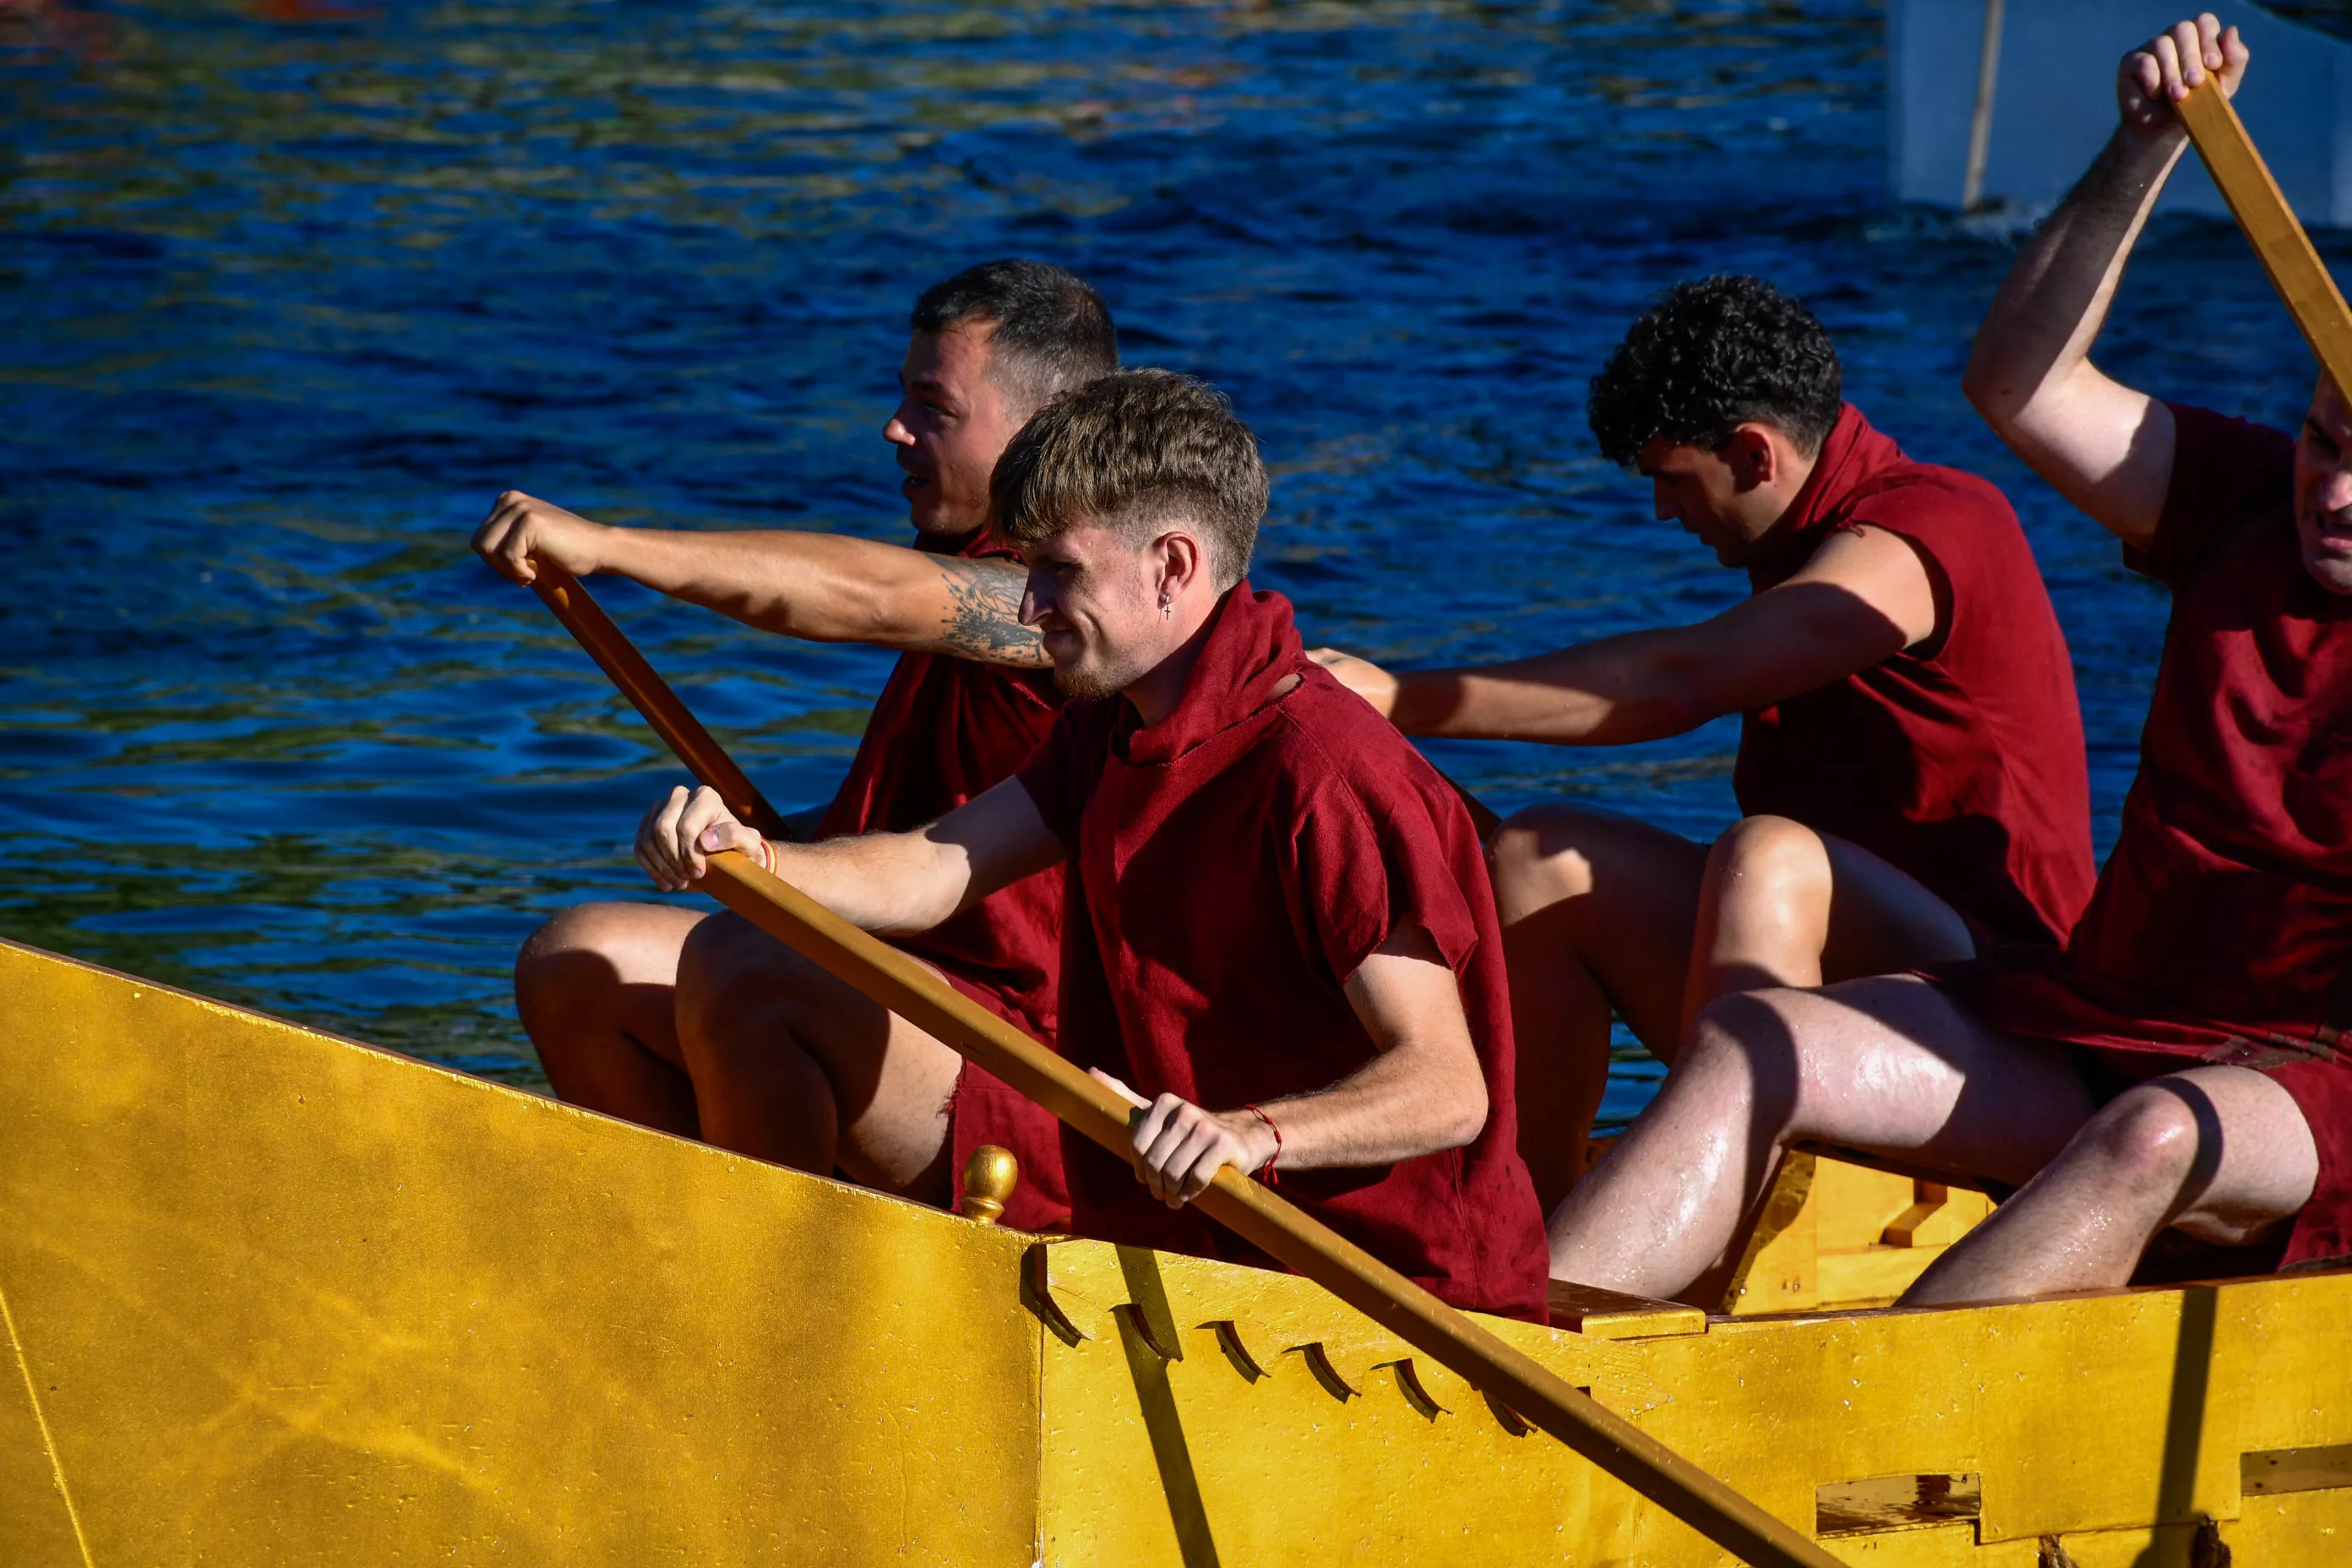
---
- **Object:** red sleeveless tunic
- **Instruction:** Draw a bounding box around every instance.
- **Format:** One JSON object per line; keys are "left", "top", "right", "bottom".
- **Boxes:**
{"left": 815, "top": 529, "right": 1070, "bottom": 1230}
{"left": 1016, "top": 585, "right": 1551, "bottom": 1320}
{"left": 1736, "top": 404, "right": 2096, "bottom": 948}
{"left": 1952, "top": 406, "right": 2352, "bottom": 1270}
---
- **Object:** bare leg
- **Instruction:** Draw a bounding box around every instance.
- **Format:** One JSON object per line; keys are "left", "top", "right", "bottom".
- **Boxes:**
{"left": 1902, "top": 1065, "right": 2318, "bottom": 1305}
{"left": 514, "top": 901, "right": 706, "bottom": 1137}
{"left": 672, "top": 912, "right": 964, "bottom": 1203}
{"left": 1489, "top": 804, "right": 1708, "bottom": 1211}
{"left": 1681, "top": 815, "right": 1978, "bottom": 1032}
{"left": 1546, "top": 974, "right": 2098, "bottom": 1298}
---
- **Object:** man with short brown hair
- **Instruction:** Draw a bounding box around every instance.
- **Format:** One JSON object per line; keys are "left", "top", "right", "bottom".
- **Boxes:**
{"left": 641, "top": 369, "right": 1550, "bottom": 1316}
{"left": 476, "top": 259, "right": 1116, "bottom": 1228}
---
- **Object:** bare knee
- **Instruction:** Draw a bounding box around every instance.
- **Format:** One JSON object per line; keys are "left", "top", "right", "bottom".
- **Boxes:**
{"left": 515, "top": 903, "right": 643, "bottom": 1031}
{"left": 2072, "top": 1086, "right": 2206, "bottom": 1190}
{"left": 678, "top": 915, "right": 847, "bottom": 1064}
{"left": 677, "top": 912, "right": 789, "bottom": 1018}
{"left": 1706, "top": 814, "right": 1831, "bottom": 906}
{"left": 1489, "top": 803, "right": 1610, "bottom": 918}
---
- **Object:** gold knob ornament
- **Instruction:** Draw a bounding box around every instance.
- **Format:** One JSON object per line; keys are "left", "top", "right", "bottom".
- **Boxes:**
{"left": 959, "top": 1144, "right": 1021, "bottom": 1226}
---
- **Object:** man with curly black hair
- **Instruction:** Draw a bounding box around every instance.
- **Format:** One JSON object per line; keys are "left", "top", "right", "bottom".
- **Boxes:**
{"left": 1316, "top": 275, "right": 2095, "bottom": 1211}
{"left": 1551, "top": 15, "right": 2352, "bottom": 1309}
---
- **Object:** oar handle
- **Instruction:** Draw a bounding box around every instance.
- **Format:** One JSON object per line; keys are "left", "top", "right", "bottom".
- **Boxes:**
{"left": 527, "top": 564, "right": 794, "bottom": 842}
{"left": 2177, "top": 76, "right": 2352, "bottom": 398}
{"left": 696, "top": 850, "right": 1841, "bottom": 1568}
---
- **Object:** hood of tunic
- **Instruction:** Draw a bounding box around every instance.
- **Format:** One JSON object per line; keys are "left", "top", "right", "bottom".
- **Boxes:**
{"left": 1745, "top": 400, "right": 1910, "bottom": 591}
{"left": 1114, "top": 582, "right": 1305, "bottom": 768}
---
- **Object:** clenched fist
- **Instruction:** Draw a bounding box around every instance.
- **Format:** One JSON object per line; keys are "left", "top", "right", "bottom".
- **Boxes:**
{"left": 2117, "top": 14, "right": 2247, "bottom": 141}
{"left": 635, "top": 784, "right": 769, "bottom": 891}
{"left": 472, "top": 490, "right": 611, "bottom": 586}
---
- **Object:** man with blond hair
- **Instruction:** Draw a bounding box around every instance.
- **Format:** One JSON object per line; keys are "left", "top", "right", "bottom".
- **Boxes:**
{"left": 639, "top": 370, "right": 1550, "bottom": 1316}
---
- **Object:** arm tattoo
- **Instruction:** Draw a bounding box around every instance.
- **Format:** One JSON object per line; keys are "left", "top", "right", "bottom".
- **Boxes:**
{"left": 934, "top": 559, "right": 1051, "bottom": 667}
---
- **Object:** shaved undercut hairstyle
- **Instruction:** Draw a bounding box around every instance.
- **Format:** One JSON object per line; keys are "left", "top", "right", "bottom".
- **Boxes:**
{"left": 1587, "top": 275, "right": 1843, "bottom": 467}
{"left": 990, "top": 369, "right": 1268, "bottom": 591}
{"left": 912, "top": 259, "right": 1120, "bottom": 419}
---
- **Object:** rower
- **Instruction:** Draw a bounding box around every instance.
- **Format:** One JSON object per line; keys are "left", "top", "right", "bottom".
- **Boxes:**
{"left": 472, "top": 259, "right": 1118, "bottom": 1230}
{"left": 640, "top": 370, "right": 1550, "bottom": 1319}
{"left": 1315, "top": 275, "right": 2096, "bottom": 1208}
{"left": 1549, "top": 14, "right": 2349, "bottom": 1305}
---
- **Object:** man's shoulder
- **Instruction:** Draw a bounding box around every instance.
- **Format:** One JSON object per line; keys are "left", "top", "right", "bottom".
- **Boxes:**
{"left": 1842, "top": 450, "right": 2019, "bottom": 532}
{"left": 2136, "top": 403, "right": 2297, "bottom": 590}
{"left": 2165, "top": 402, "right": 2297, "bottom": 493}
{"left": 1263, "top": 670, "right": 1449, "bottom": 798}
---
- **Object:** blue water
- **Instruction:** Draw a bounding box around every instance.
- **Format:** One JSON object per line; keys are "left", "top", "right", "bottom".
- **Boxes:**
{"left": 0, "top": 0, "right": 2334, "bottom": 1126}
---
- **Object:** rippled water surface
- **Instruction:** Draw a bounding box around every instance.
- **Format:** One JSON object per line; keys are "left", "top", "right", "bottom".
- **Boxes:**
{"left": 3, "top": 0, "right": 2338, "bottom": 1126}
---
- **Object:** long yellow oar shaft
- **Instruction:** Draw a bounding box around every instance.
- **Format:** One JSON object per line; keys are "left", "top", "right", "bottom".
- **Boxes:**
{"left": 2177, "top": 77, "right": 2352, "bottom": 395}
{"left": 526, "top": 564, "right": 792, "bottom": 841}
{"left": 514, "top": 562, "right": 1803, "bottom": 1556}
{"left": 695, "top": 851, "right": 1840, "bottom": 1568}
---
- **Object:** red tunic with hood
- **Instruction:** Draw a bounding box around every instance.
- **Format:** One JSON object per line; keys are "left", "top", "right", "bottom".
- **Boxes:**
{"left": 1735, "top": 403, "right": 2096, "bottom": 949}
{"left": 816, "top": 527, "right": 1069, "bottom": 1230}
{"left": 1014, "top": 584, "right": 1551, "bottom": 1321}
{"left": 1949, "top": 405, "right": 2352, "bottom": 1270}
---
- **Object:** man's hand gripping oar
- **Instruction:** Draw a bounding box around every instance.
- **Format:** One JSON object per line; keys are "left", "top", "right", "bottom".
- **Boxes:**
{"left": 691, "top": 846, "right": 1837, "bottom": 1568}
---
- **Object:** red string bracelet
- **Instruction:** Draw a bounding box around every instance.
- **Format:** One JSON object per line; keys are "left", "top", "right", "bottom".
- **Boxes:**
{"left": 1242, "top": 1102, "right": 1282, "bottom": 1185}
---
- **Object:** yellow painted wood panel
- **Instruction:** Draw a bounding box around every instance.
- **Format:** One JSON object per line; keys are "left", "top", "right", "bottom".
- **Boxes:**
{"left": 0, "top": 1279, "right": 87, "bottom": 1568}
{"left": 0, "top": 940, "right": 1039, "bottom": 1567}
{"left": 7, "top": 937, "right": 2351, "bottom": 1565}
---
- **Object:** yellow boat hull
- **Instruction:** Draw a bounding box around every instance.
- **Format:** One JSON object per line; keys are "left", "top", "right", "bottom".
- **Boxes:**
{"left": 1, "top": 937, "right": 2344, "bottom": 1565}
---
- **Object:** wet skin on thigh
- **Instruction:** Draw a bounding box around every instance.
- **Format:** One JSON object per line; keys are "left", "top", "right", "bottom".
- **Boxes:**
{"left": 1545, "top": 973, "right": 2101, "bottom": 1298}
{"left": 1902, "top": 1062, "right": 2319, "bottom": 1305}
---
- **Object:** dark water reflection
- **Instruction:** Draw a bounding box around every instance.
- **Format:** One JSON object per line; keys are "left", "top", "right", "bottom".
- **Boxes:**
{"left": 1, "top": 0, "right": 2333, "bottom": 1125}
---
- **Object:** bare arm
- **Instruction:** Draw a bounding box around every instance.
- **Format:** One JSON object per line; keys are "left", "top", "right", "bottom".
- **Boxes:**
{"left": 473, "top": 491, "right": 1048, "bottom": 667}
{"left": 1113, "top": 924, "right": 1492, "bottom": 1207}
{"left": 636, "top": 776, "right": 1064, "bottom": 934}
{"left": 1959, "top": 14, "right": 2247, "bottom": 547}
{"left": 1310, "top": 524, "right": 1935, "bottom": 744}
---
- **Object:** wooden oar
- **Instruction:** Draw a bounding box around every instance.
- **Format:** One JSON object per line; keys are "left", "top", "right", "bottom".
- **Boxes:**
{"left": 694, "top": 850, "right": 1839, "bottom": 1568}
{"left": 2177, "top": 74, "right": 2352, "bottom": 397}
{"left": 526, "top": 563, "right": 793, "bottom": 841}
{"left": 518, "top": 561, "right": 1816, "bottom": 1560}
